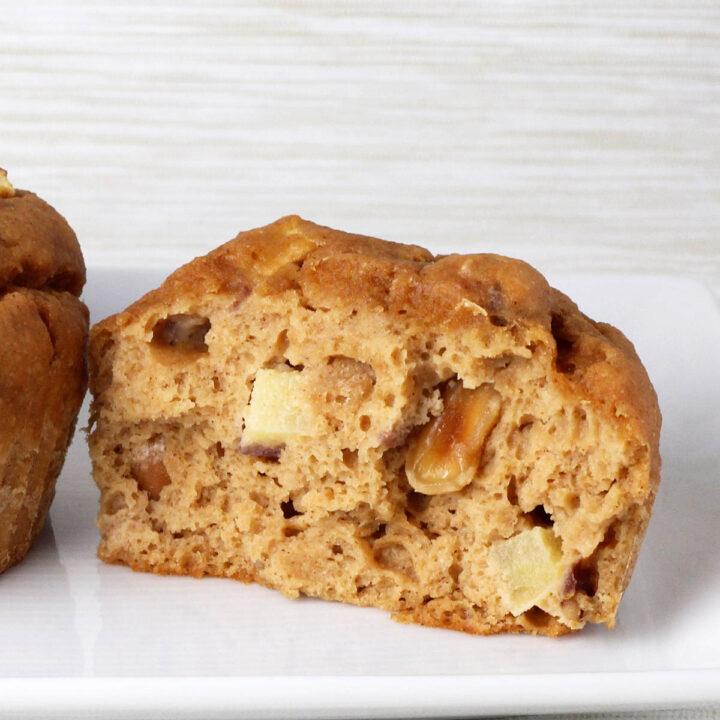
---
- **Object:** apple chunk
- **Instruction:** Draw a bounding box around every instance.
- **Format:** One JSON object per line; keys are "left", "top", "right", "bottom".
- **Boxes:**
{"left": 488, "top": 526, "right": 565, "bottom": 616}
{"left": 241, "top": 368, "right": 318, "bottom": 450}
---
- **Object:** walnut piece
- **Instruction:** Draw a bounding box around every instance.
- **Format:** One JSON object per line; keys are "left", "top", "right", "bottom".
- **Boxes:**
{"left": 0, "top": 169, "right": 15, "bottom": 198}
{"left": 131, "top": 439, "right": 171, "bottom": 500}
{"left": 152, "top": 314, "right": 211, "bottom": 353}
{"left": 488, "top": 527, "right": 566, "bottom": 616}
{"left": 405, "top": 382, "right": 502, "bottom": 495}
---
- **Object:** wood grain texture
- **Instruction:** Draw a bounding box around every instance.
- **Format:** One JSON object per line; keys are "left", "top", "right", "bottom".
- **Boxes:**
{"left": 1, "top": 0, "right": 719, "bottom": 302}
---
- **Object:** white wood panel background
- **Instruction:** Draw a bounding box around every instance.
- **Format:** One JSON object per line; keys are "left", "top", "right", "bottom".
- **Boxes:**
{"left": 1, "top": 4, "right": 720, "bottom": 717}
{"left": 1, "top": 0, "right": 719, "bottom": 301}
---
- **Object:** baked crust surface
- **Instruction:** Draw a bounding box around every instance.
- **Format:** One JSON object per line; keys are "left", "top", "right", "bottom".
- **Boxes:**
{"left": 0, "top": 190, "right": 86, "bottom": 295}
{"left": 0, "top": 187, "right": 88, "bottom": 574}
{"left": 89, "top": 216, "right": 661, "bottom": 636}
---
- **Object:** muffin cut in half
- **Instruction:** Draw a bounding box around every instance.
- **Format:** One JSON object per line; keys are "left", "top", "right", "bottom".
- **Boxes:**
{"left": 88, "top": 216, "right": 661, "bottom": 636}
{"left": 0, "top": 169, "right": 88, "bottom": 574}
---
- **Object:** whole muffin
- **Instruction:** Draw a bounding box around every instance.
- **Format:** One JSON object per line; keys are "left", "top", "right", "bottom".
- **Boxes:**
{"left": 0, "top": 170, "right": 88, "bottom": 574}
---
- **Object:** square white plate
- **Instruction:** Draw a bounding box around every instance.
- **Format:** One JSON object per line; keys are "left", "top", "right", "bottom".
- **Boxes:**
{"left": 1, "top": 268, "right": 719, "bottom": 718}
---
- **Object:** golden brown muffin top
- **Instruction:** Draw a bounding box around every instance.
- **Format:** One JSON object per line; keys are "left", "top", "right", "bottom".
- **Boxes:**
{"left": 0, "top": 175, "right": 86, "bottom": 297}
{"left": 93, "top": 215, "right": 661, "bottom": 495}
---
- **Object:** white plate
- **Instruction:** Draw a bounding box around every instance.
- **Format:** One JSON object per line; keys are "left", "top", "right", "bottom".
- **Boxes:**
{"left": 1, "top": 268, "right": 719, "bottom": 719}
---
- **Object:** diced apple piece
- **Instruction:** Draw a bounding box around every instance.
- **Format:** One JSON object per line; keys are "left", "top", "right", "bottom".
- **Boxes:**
{"left": 241, "top": 368, "right": 318, "bottom": 450}
{"left": 488, "top": 526, "right": 565, "bottom": 616}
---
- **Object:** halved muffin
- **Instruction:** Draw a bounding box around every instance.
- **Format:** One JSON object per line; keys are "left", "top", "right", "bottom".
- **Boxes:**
{"left": 88, "top": 216, "right": 660, "bottom": 635}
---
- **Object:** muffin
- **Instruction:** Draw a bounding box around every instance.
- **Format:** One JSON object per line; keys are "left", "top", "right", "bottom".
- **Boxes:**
{"left": 88, "top": 216, "right": 660, "bottom": 636}
{"left": 0, "top": 169, "right": 89, "bottom": 574}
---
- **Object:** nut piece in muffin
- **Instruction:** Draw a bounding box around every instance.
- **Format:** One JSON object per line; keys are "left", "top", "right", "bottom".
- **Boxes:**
{"left": 0, "top": 169, "right": 89, "bottom": 574}
{"left": 88, "top": 216, "right": 660, "bottom": 636}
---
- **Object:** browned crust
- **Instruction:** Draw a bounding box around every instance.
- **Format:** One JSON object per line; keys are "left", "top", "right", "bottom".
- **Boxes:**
{"left": 97, "top": 545, "right": 257, "bottom": 584}
{"left": 92, "top": 215, "right": 660, "bottom": 464}
{"left": 0, "top": 188, "right": 88, "bottom": 574}
{"left": 549, "top": 291, "right": 661, "bottom": 492}
{"left": 0, "top": 288, "right": 88, "bottom": 573}
{"left": 0, "top": 190, "right": 86, "bottom": 296}
{"left": 92, "top": 216, "right": 551, "bottom": 338}
{"left": 394, "top": 597, "right": 573, "bottom": 637}
{"left": 546, "top": 291, "right": 661, "bottom": 608}
{"left": 89, "top": 216, "right": 661, "bottom": 634}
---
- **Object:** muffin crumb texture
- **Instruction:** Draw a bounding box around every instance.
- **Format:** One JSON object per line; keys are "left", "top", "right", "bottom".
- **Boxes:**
{"left": 88, "top": 216, "right": 660, "bottom": 636}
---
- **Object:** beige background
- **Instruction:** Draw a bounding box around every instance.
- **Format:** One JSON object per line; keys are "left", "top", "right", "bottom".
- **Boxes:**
{"left": 1, "top": 0, "right": 719, "bottom": 304}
